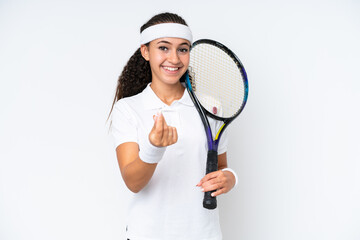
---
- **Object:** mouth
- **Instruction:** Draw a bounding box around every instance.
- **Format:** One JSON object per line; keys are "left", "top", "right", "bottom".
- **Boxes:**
{"left": 162, "top": 66, "right": 181, "bottom": 73}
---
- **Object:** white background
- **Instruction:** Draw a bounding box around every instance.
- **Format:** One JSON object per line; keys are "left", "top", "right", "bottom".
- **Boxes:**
{"left": 1, "top": 0, "right": 359, "bottom": 239}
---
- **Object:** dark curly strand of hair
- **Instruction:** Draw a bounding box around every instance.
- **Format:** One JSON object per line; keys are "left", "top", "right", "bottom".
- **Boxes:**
{"left": 108, "top": 12, "right": 189, "bottom": 120}
{"left": 115, "top": 48, "right": 151, "bottom": 99}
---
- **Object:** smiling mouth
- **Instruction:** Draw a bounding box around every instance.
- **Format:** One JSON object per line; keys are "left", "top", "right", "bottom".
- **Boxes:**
{"left": 162, "top": 66, "right": 180, "bottom": 72}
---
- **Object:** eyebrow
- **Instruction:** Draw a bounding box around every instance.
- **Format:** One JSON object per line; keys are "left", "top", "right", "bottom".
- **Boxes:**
{"left": 156, "top": 40, "right": 190, "bottom": 47}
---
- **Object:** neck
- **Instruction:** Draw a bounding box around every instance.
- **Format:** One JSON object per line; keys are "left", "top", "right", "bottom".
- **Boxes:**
{"left": 150, "top": 81, "right": 185, "bottom": 106}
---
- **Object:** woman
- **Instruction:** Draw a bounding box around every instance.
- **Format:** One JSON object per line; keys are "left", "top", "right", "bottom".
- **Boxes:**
{"left": 109, "top": 12, "right": 237, "bottom": 240}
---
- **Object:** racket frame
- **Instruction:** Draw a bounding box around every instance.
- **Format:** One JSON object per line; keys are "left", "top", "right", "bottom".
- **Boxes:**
{"left": 185, "top": 39, "right": 249, "bottom": 209}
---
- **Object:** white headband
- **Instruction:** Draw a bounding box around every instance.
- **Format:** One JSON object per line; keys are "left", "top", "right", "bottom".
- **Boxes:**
{"left": 140, "top": 23, "right": 193, "bottom": 45}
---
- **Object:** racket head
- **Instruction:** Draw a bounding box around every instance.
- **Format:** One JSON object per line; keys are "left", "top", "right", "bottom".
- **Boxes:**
{"left": 188, "top": 39, "right": 249, "bottom": 122}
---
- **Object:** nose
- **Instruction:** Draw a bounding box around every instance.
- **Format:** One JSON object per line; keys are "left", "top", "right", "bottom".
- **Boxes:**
{"left": 168, "top": 49, "right": 180, "bottom": 64}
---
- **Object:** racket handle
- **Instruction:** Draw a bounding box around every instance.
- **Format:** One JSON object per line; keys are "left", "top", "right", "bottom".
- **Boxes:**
{"left": 203, "top": 150, "right": 218, "bottom": 210}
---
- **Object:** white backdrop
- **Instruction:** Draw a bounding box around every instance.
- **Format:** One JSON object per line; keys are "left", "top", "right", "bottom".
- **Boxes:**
{"left": 1, "top": 0, "right": 359, "bottom": 239}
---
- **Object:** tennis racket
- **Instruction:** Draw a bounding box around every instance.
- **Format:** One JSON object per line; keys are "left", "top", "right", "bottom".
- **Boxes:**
{"left": 185, "top": 39, "right": 249, "bottom": 209}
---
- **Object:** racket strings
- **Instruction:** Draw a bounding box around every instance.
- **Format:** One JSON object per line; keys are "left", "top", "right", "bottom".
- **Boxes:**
{"left": 189, "top": 44, "right": 245, "bottom": 118}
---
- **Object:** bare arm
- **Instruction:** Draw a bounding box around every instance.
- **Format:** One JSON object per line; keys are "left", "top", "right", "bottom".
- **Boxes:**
{"left": 116, "top": 112, "right": 178, "bottom": 193}
{"left": 116, "top": 143, "right": 157, "bottom": 193}
{"left": 218, "top": 152, "right": 228, "bottom": 170}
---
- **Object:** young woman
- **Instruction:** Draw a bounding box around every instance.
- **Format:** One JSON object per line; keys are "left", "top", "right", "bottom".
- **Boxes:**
{"left": 109, "top": 12, "right": 238, "bottom": 240}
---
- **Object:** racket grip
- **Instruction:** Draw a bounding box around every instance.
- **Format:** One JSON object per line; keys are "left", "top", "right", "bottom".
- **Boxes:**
{"left": 203, "top": 150, "right": 218, "bottom": 210}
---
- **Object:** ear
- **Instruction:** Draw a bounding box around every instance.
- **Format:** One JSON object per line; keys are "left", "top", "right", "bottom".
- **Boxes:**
{"left": 140, "top": 44, "right": 150, "bottom": 61}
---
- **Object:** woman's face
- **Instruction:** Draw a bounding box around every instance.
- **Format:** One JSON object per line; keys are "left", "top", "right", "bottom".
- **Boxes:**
{"left": 141, "top": 37, "right": 190, "bottom": 86}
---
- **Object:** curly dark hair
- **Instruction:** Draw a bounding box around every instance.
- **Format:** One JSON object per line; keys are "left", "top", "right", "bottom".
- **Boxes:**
{"left": 108, "top": 12, "right": 189, "bottom": 119}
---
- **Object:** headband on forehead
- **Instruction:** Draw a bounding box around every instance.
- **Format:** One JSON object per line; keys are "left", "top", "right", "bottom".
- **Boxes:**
{"left": 140, "top": 23, "right": 193, "bottom": 45}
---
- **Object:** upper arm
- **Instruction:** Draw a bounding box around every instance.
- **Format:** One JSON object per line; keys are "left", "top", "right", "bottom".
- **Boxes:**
{"left": 116, "top": 142, "right": 139, "bottom": 174}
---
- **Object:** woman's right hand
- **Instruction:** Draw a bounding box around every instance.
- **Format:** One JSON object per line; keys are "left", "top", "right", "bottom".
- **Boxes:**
{"left": 149, "top": 112, "right": 178, "bottom": 147}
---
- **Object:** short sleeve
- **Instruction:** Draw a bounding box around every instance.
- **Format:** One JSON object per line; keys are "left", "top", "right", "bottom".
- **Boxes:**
{"left": 110, "top": 100, "right": 138, "bottom": 149}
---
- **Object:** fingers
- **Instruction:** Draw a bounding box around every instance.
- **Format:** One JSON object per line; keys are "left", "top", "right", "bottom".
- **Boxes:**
{"left": 149, "top": 112, "right": 178, "bottom": 147}
{"left": 200, "top": 176, "right": 223, "bottom": 193}
{"left": 168, "top": 125, "right": 178, "bottom": 144}
{"left": 196, "top": 171, "right": 218, "bottom": 187}
{"left": 197, "top": 170, "right": 235, "bottom": 197}
{"left": 211, "top": 188, "right": 227, "bottom": 197}
{"left": 154, "top": 111, "right": 165, "bottom": 133}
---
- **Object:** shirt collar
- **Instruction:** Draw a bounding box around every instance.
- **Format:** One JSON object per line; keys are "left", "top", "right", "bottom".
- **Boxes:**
{"left": 142, "top": 83, "right": 194, "bottom": 110}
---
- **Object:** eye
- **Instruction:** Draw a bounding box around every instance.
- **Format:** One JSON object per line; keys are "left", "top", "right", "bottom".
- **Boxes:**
{"left": 159, "top": 46, "right": 168, "bottom": 51}
{"left": 178, "top": 48, "right": 189, "bottom": 53}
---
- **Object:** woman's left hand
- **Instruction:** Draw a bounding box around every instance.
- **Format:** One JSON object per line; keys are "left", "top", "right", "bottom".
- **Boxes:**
{"left": 196, "top": 170, "right": 236, "bottom": 197}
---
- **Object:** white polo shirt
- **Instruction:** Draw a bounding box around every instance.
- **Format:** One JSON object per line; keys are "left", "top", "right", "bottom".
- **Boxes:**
{"left": 111, "top": 83, "right": 227, "bottom": 240}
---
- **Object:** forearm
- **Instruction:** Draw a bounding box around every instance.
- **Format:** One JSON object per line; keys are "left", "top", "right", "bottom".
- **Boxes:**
{"left": 116, "top": 142, "right": 158, "bottom": 193}
{"left": 121, "top": 157, "right": 157, "bottom": 193}
{"left": 120, "top": 112, "right": 176, "bottom": 192}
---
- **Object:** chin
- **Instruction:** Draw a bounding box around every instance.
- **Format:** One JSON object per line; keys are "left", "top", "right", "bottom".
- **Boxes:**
{"left": 163, "top": 75, "right": 184, "bottom": 85}
{"left": 164, "top": 79, "right": 181, "bottom": 85}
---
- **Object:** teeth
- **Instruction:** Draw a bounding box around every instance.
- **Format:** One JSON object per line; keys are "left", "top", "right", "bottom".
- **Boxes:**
{"left": 163, "top": 67, "right": 179, "bottom": 71}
